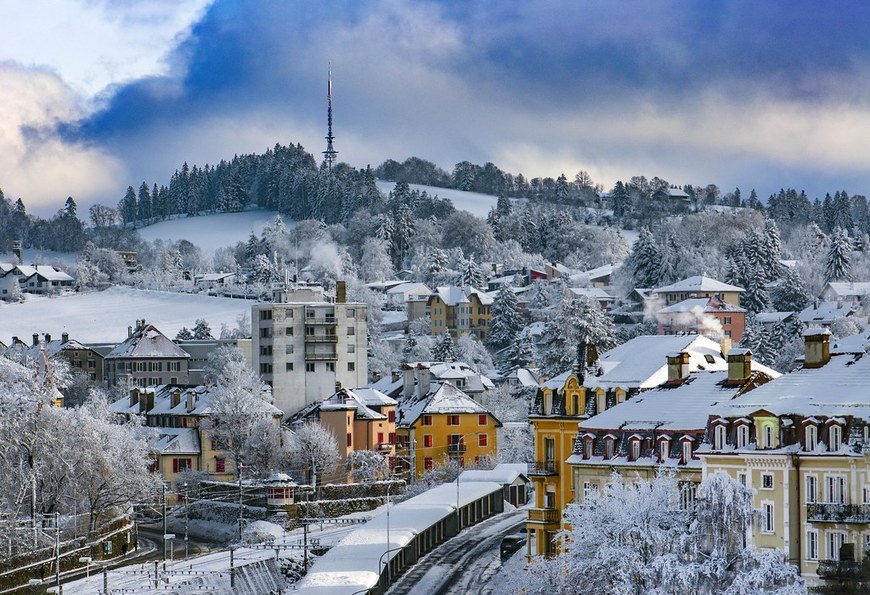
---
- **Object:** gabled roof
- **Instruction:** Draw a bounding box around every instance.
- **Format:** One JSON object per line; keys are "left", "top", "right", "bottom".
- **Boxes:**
{"left": 823, "top": 281, "right": 870, "bottom": 298}
{"left": 658, "top": 296, "right": 745, "bottom": 314}
{"left": 653, "top": 275, "right": 744, "bottom": 294}
{"left": 431, "top": 285, "right": 493, "bottom": 306}
{"left": 798, "top": 301, "right": 853, "bottom": 323}
{"left": 396, "top": 382, "right": 498, "bottom": 428}
{"left": 153, "top": 427, "right": 200, "bottom": 455}
{"left": 106, "top": 324, "right": 190, "bottom": 359}
{"left": 29, "top": 266, "right": 74, "bottom": 282}
{"left": 110, "top": 384, "right": 282, "bottom": 418}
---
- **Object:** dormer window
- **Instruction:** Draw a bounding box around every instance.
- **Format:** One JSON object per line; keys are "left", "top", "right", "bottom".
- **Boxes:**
{"left": 681, "top": 439, "right": 694, "bottom": 464}
{"left": 584, "top": 435, "right": 594, "bottom": 459}
{"left": 736, "top": 424, "right": 750, "bottom": 449}
{"left": 713, "top": 425, "right": 727, "bottom": 450}
{"left": 760, "top": 423, "right": 775, "bottom": 449}
{"left": 605, "top": 436, "right": 616, "bottom": 459}
{"left": 629, "top": 437, "right": 641, "bottom": 462}
{"left": 829, "top": 424, "right": 843, "bottom": 452}
{"left": 805, "top": 425, "right": 818, "bottom": 452}
{"left": 658, "top": 437, "right": 671, "bottom": 463}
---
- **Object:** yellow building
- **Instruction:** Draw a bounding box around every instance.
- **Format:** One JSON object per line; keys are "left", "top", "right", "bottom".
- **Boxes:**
{"left": 700, "top": 329, "right": 870, "bottom": 584}
{"left": 110, "top": 384, "right": 283, "bottom": 486}
{"left": 652, "top": 274, "right": 744, "bottom": 307}
{"left": 427, "top": 286, "right": 493, "bottom": 341}
{"left": 526, "top": 335, "right": 741, "bottom": 557}
{"left": 394, "top": 378, "right": 500, "bottom": 480}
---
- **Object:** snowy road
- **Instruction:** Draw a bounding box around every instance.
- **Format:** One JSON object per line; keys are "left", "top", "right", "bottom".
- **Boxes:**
{"left": 386, "top": 509, "right": 525, "bottom": 595}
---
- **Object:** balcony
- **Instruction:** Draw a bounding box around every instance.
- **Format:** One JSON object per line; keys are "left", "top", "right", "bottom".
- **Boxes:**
{"left": 807, "top": 503, "right": 870, "bottom": 523}
{"left": 447, "top": 443, "right": 467, "bottom": 455}
{"left": 527, "top": 508, "right": 560, "bottom": 524}
{"left": 527, "top": 461, "right": 558, "bottom": 476}
{"left": 304, "top": 351, "right": 337, "bottom": 361}
{"left": 304, "top": 311, "right": 337, "bottom": 326}
{"left": 377, "top": 443, "right": 393, "bottom": 452}
{"left": 304, "top": 334, "right": 338, "bottom": 343}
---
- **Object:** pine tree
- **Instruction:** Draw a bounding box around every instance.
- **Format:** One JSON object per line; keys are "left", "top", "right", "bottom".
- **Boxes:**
{"left": 433, "top": 333, "right": 456, "bottom": 362}
{"left": 825, "top": 226, "right": 853, "bottom": 283}
{"left": 193, "top": 319, "right": 213, "bottom": 340}
{"left": 771, "top": 268, "right": 809, "bottom": 312}
{"left": 630, "top": 227, "right": 662, "bottom": 288}
{"left": 741, "top": 263, "right": 770, "bottom": 313}
{"left": 540, "top": 296, "right": 615, "bottom": 377}
{"left": 509, "top": 332, "right": 536, "bottom": 369}
{"left": 460, "top": 257, "right": 484, "bottom": 288}
{"left": 760, "top": 219, "right": 783, "bottom": 281}
{"left": 175, "top": 327, "right": 194, "bottom": 341}
{"left": 488, "top": 284, "right": 524, "bottom": 350}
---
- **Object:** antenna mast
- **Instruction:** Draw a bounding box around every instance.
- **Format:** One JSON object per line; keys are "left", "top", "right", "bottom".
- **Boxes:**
{"left": 323, "top": 63, "right": 338, "bottom": 168}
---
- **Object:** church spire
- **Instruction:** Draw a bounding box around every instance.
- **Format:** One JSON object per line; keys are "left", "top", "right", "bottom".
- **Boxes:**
{"left": 323, "top": 63, "right": 338, "bottom": 168}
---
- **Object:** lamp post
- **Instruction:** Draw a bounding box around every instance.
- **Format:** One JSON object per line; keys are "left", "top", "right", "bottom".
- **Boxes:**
{"left": 182, "top": 483, "right": 189, "bottom": 560}
{"left": 385, "top": 483, "right": 391, "bottom": 584}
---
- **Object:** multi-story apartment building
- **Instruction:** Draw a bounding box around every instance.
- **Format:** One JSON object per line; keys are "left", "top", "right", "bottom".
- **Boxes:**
{"left": 526, "top": 334, "right": 738, "bottom": 556}
{"left": 426, "top": 286, "right": 493, "bottom": 340}
{"left": 105, "top": 321, "right": 190, "bottom": 387}
{"left": 394, "top": 364, "right": 500, "bottom": 479}
{"left": 657, "top": 295, "right": 747, "bottom": 342}
{"left": 251, "top": 283, "right": 368, "bottom": 417}
{"left": 700, "top": 328, "right": 870, "bottom": 582}
{"left": 652, "top": 275, "right": 744, "bottom": 307}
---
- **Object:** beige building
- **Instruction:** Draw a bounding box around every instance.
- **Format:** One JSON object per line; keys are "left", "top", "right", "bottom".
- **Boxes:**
{"left": 105, "top": 321, "right": 190, "bottom": 387}
{"left": 425, "top": 286, "right": 493, "bottom": 340}
{"left": 251, "top": 283, "right": 368, "bottom": 417}
{"left": 700, "top": 328, "right": 870, "bottom": 583}
{"left": 652, "top": 275, "right": 744, "bottom": 307}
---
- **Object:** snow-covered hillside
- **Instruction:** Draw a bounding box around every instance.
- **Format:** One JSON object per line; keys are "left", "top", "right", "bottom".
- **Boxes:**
{"left": 0, "top": 287, "right": 255, "bottom": 344}
{"left": 136, "top": 210, "right": 280, "bottom": 253}
{"left": 375, "top": 180, "right": 500, "bottom": 218}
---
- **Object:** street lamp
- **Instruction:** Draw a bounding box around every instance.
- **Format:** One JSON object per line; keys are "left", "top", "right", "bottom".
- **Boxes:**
{"left": 182, "top": 483, "right": 189, "bottom": 560}
{"left": 385, "top": 483, "right": 392, "bottom": 584}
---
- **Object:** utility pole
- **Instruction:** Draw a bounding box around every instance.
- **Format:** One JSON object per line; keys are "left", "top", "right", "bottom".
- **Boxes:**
{"left": 303, "top": 522, "right": 308, "bottom": 570}
{"left": 229, "top": 547, "right": 235, "bottom": 589}
{"left": 54, "top": 512, "right": 60, "bottom": 595}
{"left": 103, "top": 567, "right": 108, "bottom": 594}
{"left": 238, "top": 467, "right": 243, "bottom": 542}
{"left": 162, "top": 483, "right": 167, "bottom": 562}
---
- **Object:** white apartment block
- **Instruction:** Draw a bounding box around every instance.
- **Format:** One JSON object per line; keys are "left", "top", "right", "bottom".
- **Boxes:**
{"left": 252, "top": 283, "right": 368, "bottom": 417}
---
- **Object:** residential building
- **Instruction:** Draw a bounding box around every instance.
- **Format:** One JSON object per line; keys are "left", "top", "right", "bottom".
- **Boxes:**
{"left": 368, "top": 361, "right": 496, "bottom": 403}
{"left": 7, "top": 332, "right": 104, "bottom": 384}
{"left": 105, "top": 321, "right": 191, "bottom": 387}
{"left": 425, "top": 285, "right": 493, "bottom": 340}
{"left": 0, "top": 263, "right": 74, "bottom": 296}
{"left": 652, "top": 275, "right": 744, "bottom": 307}
{"left": 385, "top": 282, "right": 431, "bottom": 308}
{"left": 526, "top": 335, "right": 736, "bottom": 556}
{"left": 568, "top": 286, "right": 615, "bottom": 311}
{"left": 176, "top": 338, "right": 252, "bottom": 385}
{"left": 700, "top": 328, "right": 870, "bottom": 581}
{"left": 394, "top": 364, "right": 500, "bottom": 479}
{"left": 110, "top": 384, "right": 283, "bottom": 486}
{"left": 798, "top": 301, "right": 854, "bottom": 327}
{"left": 290, "top": 386, "right": 398, "bottom": 476}
{"left": 251, "top": 283, "right": 368, "bottom": 417}
{"left": 194, "top": 272, "right": 236, "bottom": 289}
{"left": 820, "top": 281, "right": 870, "bottom": 307}
{"left": 656, "top": 295, "right": 747, "bottom": 341}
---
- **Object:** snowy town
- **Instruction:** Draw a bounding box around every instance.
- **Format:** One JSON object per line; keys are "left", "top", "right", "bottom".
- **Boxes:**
{"left": 4, "top": 3, "right": 870, "bottom": 595}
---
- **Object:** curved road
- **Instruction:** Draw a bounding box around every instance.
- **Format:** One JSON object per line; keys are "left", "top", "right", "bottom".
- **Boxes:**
{"left": 387, "top": 509, "right": 525, "bottom": 595}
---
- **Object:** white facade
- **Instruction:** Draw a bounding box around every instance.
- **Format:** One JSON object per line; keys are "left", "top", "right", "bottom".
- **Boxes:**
{"left": 252, "top": 286, "right": 368, "bottom": 417}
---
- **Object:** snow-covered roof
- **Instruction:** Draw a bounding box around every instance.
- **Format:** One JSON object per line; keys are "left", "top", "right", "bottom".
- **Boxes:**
{"left": 432, "top": 285, "right": 493, "bottom": 306}
{"left": 397, "top": 382, "right": 496, "bottom": 428}
{"left": 798, "top": 301, "right": 853, "bottom": 323}
{"left": 296, "top": 481, "right": 503, "bottom": 595}
{"left": 823, "top": 281, "right": 870, "bottom": 299}
{"left": 386, "top": 282, "right": 431, "bottom": 296}
{"left": 658, "top": 297, "right": 745, "bottom": 314}
{"left": 196, "top": 272, "right": 235, "bottom": 282}
{"left": 569, "top": 287, "right": 615, "bottom": 301}
{"left": 653, "top": 275, "right": 744, "bottom": 294}
{"left": 25, "top": 265, "right": 73, "bottom": 282}
{"left": 318, "top": 389, "right": 391, "bottom": 421}
{"left": 109, "top": 384, "right": 282, "bottom": 418}
{"left": 106, "top": 324, "right": 190, "bottom": 359}
{"left": 755, "top": 312, "right": 795, "bottom": 325}
{"left": 831, "top": 329, "right": 870, "bottom": 355}
{"left": 153, "top": 427, "right": 200, "bottom": 455}
{"left": 458, "top": 463, "right": 529, "bottom": 485}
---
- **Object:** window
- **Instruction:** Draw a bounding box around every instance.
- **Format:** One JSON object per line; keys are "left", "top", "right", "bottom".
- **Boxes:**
{"left": 828, "top": 532, "right": 846, "bottom": 560}
{"left": 347, "top": 327, "right": 355, "bottom": 336}
{"left": 388, "top": 410, "right": 396, "bottom": 423}
{"left": 260, "top": 328, "right": 271, "bottom": 338}
{"left": 723, "top": 316, "right": 731, "bottom": 325}
{"left": 422, "top": 415, "right": 433, "bottom": 426}
{"left": 326, "top": 362, "right": 335, "bottom": 372}
{"left": 738, "top": 472, "right": 747, "bottom": 487}
{"left": 682, "top": 441, "right": 693, "bottom": 464}
{"left": 762, "top": 423, "right": 775, "bottom": 449}
{"left": 260, "top": 310, "right": 272, "bottom": 320}
{"left": 347, "top": 433, "right": 353, "bottom": 447}
{"left": 306, "top": 327, "right": 315, "bottom": 336}
{"left": 806, "top": 475, "right": 818, "bottom": 504}
{"left": 285, "top": 327, "right": 294, "bottom": 336}
{"left": 659, "top": 439, "right": 669, "bottom": 462}
{"left": 259, "top": 363, "right": 272, "bottom": 374}
{"left": 761, "top": 502, "right": 774, "bottom": 533}
{"left": 388, "top": 432, "right": 395, "bottom": 444}
{"left": 736, "top": 425, "right": 750, "bottom": 448}
{"left": 447, "top": 414, "right": 460, "bottom": 426}
{"left": 478, "top": 433, "right": 488, "bottom": 447}
{"left": 347, "top": 309, "right": 355, "bottom": 318}
{"left": 584, "top": 437, "right": 594, "bottom": 459}
{"left": 347, "top": 362, "right": 355, "bottom": 372}
{"left": 285, "top": 362, "right": 294, "bottom": 372}
{"left": 260, "top": 345, "right": 273, "bottom": 356}
{"left": 423, "top": 434, "right": 433, "bottom": 448}
{"left": 479, "top": 414, "right": 487, "bottom": 426}
{"left": 424, "top": 457, "right": 433, "bottom": 470}
{"left": 583, "top": 482, "right": 597, "bottom": 501}
{"left": 377, "top": 432, "right": 384, "bottom": 444}
{"left": 761, "top": 473, "right": 774, "bottom": 489}
{"left": 806, "top": 530, "right": 819, "bottom": 561}
{"left": 306, "top": 363, "right": 315, "bottom": 373}
{"left": 215, "top": 457, "right": 225, "bottom": 473}
{"left": 714, "top": 425, "right": 726, "bottom": 450}
{"left": 805, "top": 425, "right": 818, "bottom": 451}
{"left": 285, "top": 345, "right": 294, "bottom": 354}
{"left": 348, "top": 344, "right": 355, "bottom": 354}
{"left": 87, "top": 359, "right": 95, "bottom": 369}
{"left": 704, "top": 354, "right": 715, "bottom": 364}
{"left": 606, "top": 438, "right": 616, "bottom": 459}
{"left": 172, "top": 458, "right": 192, "bottom": 473}
{"left": 826, "top": 475, "right": 846, "bottom": 504}
{"left": 829, "top": 425, "right": 842, "bottom": 451}
{"left": 630, "top": 439, "right": 641, "bottom": 462}
{"left": 680, "top": 482, "right": 696, "bottom": 510}
{"left": 287, "top": 310, "right": 294, "bottom": 319}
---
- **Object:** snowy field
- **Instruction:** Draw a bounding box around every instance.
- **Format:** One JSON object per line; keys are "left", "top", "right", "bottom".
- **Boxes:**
{"left": 136, "top": 210, "right": 280, "bottom": 253}
{"left": 0, "top": 287, "right": 256, "bottom": 344}
{"left": 376, "top": 180, "right": 499, "bottom": 218}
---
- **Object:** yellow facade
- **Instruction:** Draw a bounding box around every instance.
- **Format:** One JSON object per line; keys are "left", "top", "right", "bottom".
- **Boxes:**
{"left": 427, "top": 292, "right": 491, "bottom": 340}
{"left": 396, "top": 411, "right": 498, "bottom": 479}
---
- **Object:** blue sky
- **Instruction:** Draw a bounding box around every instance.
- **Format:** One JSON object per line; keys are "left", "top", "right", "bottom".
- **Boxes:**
{"left": 4, "top": 0, "right": 870, "bottom": 216}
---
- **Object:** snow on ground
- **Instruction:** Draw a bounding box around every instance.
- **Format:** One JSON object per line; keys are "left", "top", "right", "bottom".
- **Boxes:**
{"left": 380, "top": 310, "right": 407, "bottom": 325}
{"left": 0, "top": 286, "right": 256, "bottom": 344}
{"left": 136, "top": 210, "right": 281, "bottom": 253}
{"left": 376, "top": 180, "right": 499, "bottom": 218}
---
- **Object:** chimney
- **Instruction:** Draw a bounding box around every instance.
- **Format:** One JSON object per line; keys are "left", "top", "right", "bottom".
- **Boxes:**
{"left": 416, "top": 363, "right": 431, "bottom": 398}
{"left": 32, "top": 333, "right": 39, "bottom": 346}
{"left": 128, "top": 326, "right": 133, "bottom": 338}
{"left": 391, "top": 369, "right": 400, "bottom": 382}
{"left": 727, "top": 348, "right": 752, "bottom": 385}
{"left": 61, "top": 332, "right": 69, "bottom": 344}
{"left": 336, "top": 280, "right": 346, "bottom": 304}
{"left": 44, "top": 333, "right": 51, "bottom": 343}
{"left": 803, "top": 327, "right": 832, "bottom": 369}
{"left": 720, "top": 337, "right": 732, "bottom": 358}
{"left": 666, "top": 352, "right": 690, "bottom": 384}
{"left": 335, "top": 381, "right": 342, "bottom": 393}
{"left": 129, "top": 388, "right": 139, "bottom": 408}
{"left": 171, "top": 389, "right": 181, "bottom": 409}
{"left": 11, "top": 240, "right": 22, "bottom": 263}
{"left": 186, "top": 391, "right": 195, "bottom": 413}
{"left": 403, "top": 364, "right": 415, "bottom": 398}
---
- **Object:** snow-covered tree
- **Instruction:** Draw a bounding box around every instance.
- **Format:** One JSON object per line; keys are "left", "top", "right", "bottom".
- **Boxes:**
{"left": 175, "top": 326, "right": 194, "bottom": 341}
{"left": 825, "top": 226, "right": 853, "bottom": 283}
{"left": 203, "top": 345, "right": 247, "bottom": 384}
{"left": 630, "top": 227, "right": 662, "bottom": 288}
{"left": 771, "top": 268, "right": 809, "bottom": 312}
{"left": 455, "top": 333, "right": 495, "bottom": 373}
{"left": 359, "top": 237, "right": 395, "bottom": 282}
{"left": 459, "top": 256, "right": 485, "bottom": 288}
{"left": 345, "top": 450, "right": 389, "bottom": 484}
{"left": 488, "top": 284, "right": 525, "bottom": 350}
{"left": 761, "top": 219, "right": 784, "bottom": 281}
{"left": 433, "top": 332, "right": 457, "bottom": 362}
{"left": 497, "top": 423, "right": 534, "bottom": 464}
{"left": 540, "top": 296, "right": 616, "bottom": 377}
{"left": 192, "top": 318, "right": 213, "bottom": 340}
{"left": 289, "top": 423, "right": 340, "bottom": 487}
{"left": 742, "top": 263, "right": 771, "bottom": 314}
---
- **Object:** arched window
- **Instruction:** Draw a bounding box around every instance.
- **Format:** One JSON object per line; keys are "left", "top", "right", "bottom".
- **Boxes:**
{"left": 805, "top": 425, "right": 818, "bottom": 451}
{"left": 736, "top": 424, "right": 750, "bottom": 448}
{"left": 659, "top": 439, "right": 670, "bottom": 463}
{"left": 714, "top": 426, "right": 727, "bottom": 450}
{"left": 829, "top": 425, "right": 842, "bottom": 452}
{"left": 584, "top": 436, "right": 594, "bottom": 459}
{"left": 762, "top": 423, "right": 775, "bottom": 449}
{"left": 605, "top": 437, "right": 615, "bottom": 459}
{"left": 681, "top": 440, "right": 693, "bottom": 464}
{"left": 630, "top": 438, "right": 641, "bottom": 461}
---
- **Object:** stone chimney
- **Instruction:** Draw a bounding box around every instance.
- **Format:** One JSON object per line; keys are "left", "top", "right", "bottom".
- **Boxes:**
{"left": 803, "top": 327, "right": 832, "bottom": 369}
{"left": 61, "top": 332, "right": 69, "bottom": 344}
{"left": 44, "top": 333, "right": 51, "bottom": 343}
{"left": 128, "top": 326, "right": 133, "bottom": 338}
{"left": 336, "top": 280, "right": 346, "bottom": 304}
{"left": 170, "top": 389, "right": 181, "bottom": 409}
{"left": 720, "top": 337, "right": 732, "bottom": 358}
{"left": 403, "top": 364, "right": 415, "bottom": 398}
{"left": 129, "top": 388, "right": 139, "bottom": 408}
{"left": 186, "top": 391, "right": 195, "bottom": 413}
{"left": 666, "top": 352, "right": 690, "bottom": 384}
{"left": 32, "top": 333, "right": 39, "bottom": 346}
{"left": 727, "top": 348, "right": 752, "bottom": 385}
{"left": 416, "top": 363, "right": 431, "bottom": 398}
